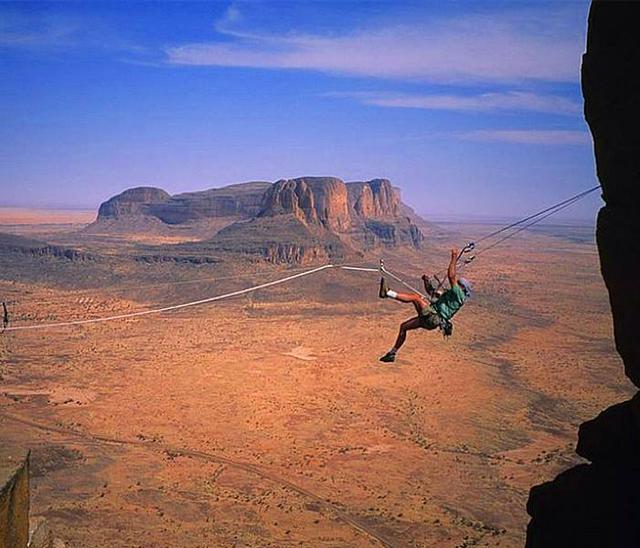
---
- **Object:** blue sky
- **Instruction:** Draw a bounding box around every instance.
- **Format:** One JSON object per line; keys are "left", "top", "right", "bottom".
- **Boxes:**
{"left": 0, "top": 0, "right": 601, "bottom": 220}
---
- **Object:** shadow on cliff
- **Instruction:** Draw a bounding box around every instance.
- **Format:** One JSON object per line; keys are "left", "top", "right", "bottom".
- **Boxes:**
{"left": 526, "top": 1, "right": 640, "bottom": 546}
{"left": 526, "top": 393, "right": 640, "bottom": 547}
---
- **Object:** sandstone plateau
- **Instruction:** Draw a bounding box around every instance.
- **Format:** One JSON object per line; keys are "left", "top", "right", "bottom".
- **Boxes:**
{"left": 91, "top": 177, "right": 426, "bottom": 263}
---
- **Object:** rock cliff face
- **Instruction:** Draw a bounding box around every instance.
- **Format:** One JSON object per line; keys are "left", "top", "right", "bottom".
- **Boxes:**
{"left": 0, "top": 449, "right": 30, "bottom": 548}
{"left": 347, "top": 179, "right": 400, "bottom": 218}
{"left": 259, "top": 177, "right": 351, "bottom": 231}
{"left": 92, "top": 176, "right": 425, "bottom": 262}
{"left": 97, "top": 187, "right": 170, "bottom": 219}
{"left": 526, "top": 3, "right": 640, "bottom": 546}
{"left": 582, "top": 2, "right": 640, "bottom": 387}
{"left": 259, "top": 177, "right": 403, "bottom": 231}
{"left": 0, "top": 233, "right": 92, "bottom": 261}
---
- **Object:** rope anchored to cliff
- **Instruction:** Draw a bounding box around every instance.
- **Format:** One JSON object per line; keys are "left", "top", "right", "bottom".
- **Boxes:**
{"left": 377, "top": 185, "right": 602, "bottom": 301}
{"left": 421, "top": 185, "right": 602, "bottom": 290}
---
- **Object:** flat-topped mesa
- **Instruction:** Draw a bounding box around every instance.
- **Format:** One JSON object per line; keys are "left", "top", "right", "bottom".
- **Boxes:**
{"left": 97, "top": 182, "right": 271, "bottom": 224}
{"left": 92, "top": 176, "right": 426, "bottom": 260}
{"left": 97, "top": 187, "right": 170, "bottom": 219}
{"left": 259, "top": 177, "right": 351, "bottom": 231}
{"left": 97, "top": 178, "right": 407, "bottom": 228}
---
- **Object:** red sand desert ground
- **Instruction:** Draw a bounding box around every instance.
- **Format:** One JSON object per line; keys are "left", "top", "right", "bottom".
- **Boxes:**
{"left": 0, "top": 217, "right": 632, "bottom": 547}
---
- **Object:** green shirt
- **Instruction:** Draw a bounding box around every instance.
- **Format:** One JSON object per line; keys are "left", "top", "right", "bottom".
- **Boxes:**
{"left": 433, "top": 284, "right": 466, "bottom": 321}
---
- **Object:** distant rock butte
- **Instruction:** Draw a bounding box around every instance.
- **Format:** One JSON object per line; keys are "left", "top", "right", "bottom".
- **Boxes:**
{"left": 94, "top": 177, "right": 426, "bottom": 262}
{"left": 98, "top": 182, "right": 271, "bottom": 224}
{"left": 97, "top": 187, "right": 171, "bottom": 219}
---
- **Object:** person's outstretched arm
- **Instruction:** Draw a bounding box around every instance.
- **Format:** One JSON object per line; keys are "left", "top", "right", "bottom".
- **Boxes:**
{"left": 447, "top": 248, "right": 459, "bottom": 287}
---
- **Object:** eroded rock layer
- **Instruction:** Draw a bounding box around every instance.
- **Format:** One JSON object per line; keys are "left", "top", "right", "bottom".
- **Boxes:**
{"left": 93, "top": 176, "right": 425, "bottom": 261}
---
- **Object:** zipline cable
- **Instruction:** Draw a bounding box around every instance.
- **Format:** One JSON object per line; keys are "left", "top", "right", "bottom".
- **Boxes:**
{"left": 380, "top": 261, "right": 427, "bottom": 299}
{"left": 404, "top": 185, "right": 601, "bottom": 288}
{"left": 10, "top": 264, "right": 321, "bottom": 303}
{"left": 15, "top": 264, "right": 381, "bottom": 307}
{"left": 473, "top": 193, "right": 588, "bottom": 257}
{"left": 473, "top": 185, "right": 600, "bottom": 245}
{"left": 2, "top": 264, "right": 377, "bottom": 332}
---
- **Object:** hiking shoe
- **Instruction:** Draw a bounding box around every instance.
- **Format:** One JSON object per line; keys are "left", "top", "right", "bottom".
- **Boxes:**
{"left": 379, "top": 277, "right": 389, "bottom": 299}
{"left": 379, "top": 351, "right": 396, "bottom": 363}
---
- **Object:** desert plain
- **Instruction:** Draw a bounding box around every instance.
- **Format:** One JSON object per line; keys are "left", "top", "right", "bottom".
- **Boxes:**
{"left": 0, "top": 208, "right": 632, "bottom": 547}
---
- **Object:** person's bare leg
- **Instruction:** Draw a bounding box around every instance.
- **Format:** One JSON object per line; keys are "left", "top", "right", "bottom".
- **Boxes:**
{"left": 391, "top": 292, "right": 429, "bottom": 315}
{"left": 393, "top": 316, "right": 422, "bottom": 350}
{"left": 380, "top": 278, "right": 429, "bottom": 313}
{"left": 380, "top": 316, "right": 422, "bottom": 362}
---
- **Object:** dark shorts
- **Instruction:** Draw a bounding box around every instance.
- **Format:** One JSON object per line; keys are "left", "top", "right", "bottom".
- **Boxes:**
{"left": 418, "top": 309, "right": 442, "bottom": 330}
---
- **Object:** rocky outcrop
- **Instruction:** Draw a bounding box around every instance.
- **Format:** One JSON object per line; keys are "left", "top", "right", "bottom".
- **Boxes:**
{"left": 364, "top": 219, "right": 424, "bottom": 248}
{"left": 257, "top": 177, "right": 422, "bottom": 249}
{"left": 97, "top": 187, "right": 170, "bottom": 219}
{"left": 0, "top": 233, "right": 92, "bottom": 262}
{"left": 526, "top": 2, "right": 640, "bottom": 546}
{"left": 206, "top": 214, "right": 346, "bottom": 264}
{"left": 582, "top": 1, "right": 640, "bottom": 386}
{"left": 260, "top": 243, "right": 334, "bottom": 264}
{"left": 0, "top": 450, "right": 29, "bottom": 548}
{"left": 526, "top": 394, "right": 640, "bottom": 547}
{"left": 93, "top": 176, "right": 425, "bottom": 262}
{"left": 347, "top": 179, "right": 399, "bottom": 218}
{"left": 259, "top": 177, "right": 351, "bottom": 231}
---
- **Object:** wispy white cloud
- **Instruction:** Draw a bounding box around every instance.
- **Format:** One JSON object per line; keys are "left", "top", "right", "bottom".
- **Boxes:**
{"left": 166, "top": 8, "right": 585, "bottom": 84}
{"left": 0, "top": 9, "right": 146, "bottom": 54}
{"left": 0, "top": 11, "right": 79, "bottom": 48}
{"left": 214, "top": 4, "right": 243, "bottom": 34}
{"left": 334, "top": 91, "right": 580, "bottom": 115}
{"left": 458, "top": 129, "right": 591, "bottom": 145}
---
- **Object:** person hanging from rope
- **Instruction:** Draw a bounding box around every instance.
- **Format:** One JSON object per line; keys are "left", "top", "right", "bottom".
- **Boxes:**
{"left": 378, "top": 248, "right": 472, "bottom": 363}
